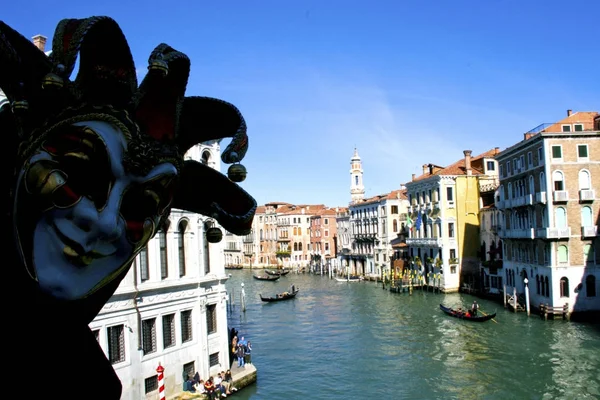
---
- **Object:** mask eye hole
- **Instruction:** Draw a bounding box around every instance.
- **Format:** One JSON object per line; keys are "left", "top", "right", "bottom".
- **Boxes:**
{"left": 42, "top": 126, "right": 112, "bottom": 209}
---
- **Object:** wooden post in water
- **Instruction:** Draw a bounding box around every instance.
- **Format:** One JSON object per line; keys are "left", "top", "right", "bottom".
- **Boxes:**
{"left": 524, "top": 278, "right": 530, "bottom": 316}
{"left": 513, "top": 287, "right": 517, "bottom": 312}
{"left": 503, "top": 285, "right": 507, "bottom": 308}
{"left": 241, "top": 283, "right": 246, "bottom": 312}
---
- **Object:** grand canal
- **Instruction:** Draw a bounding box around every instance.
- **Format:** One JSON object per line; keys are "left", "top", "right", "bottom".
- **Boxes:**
{"left": 225, "top": 270, "right": 599, "bottom": 400}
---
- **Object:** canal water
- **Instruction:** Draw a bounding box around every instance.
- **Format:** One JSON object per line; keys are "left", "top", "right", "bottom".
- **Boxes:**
{"left": 225, "top": 270, "right": 600, "bottom": 400}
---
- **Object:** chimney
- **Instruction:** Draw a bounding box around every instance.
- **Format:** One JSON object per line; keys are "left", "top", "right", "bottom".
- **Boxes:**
{"left": 422, "top": 164, "right": 428, "bottom": 175}
{"left": 463, "top": 150, "right": 472, "bottom": 176}
{"left": 411, "top": 173, "right": 416, "bottom": 181}
{"left": 567, "top": 109, "right": 573, "bottom": 117}
{"left": 494, "top": 147, "right": 500, "bottom": 155}
{"left": 32, "top": 34, "right": 47, "bottom": 52}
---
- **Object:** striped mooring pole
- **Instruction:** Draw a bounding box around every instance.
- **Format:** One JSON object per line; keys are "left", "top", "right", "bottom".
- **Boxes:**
{"left": 157, "top": 363, "right": 165, "bottom": 400}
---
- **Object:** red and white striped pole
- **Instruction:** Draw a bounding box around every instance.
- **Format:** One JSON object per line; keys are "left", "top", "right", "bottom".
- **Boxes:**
{"left": 157, "top": 363, "right": 165, "bottom": 400}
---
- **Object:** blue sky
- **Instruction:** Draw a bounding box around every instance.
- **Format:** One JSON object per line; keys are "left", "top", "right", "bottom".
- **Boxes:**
{"left": 4, "top": 1, "right": 599, "bottom": 207}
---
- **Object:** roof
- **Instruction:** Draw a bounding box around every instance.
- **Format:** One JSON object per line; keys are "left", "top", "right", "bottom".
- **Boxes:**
{"left": 408, "top": 148, "right": 500, "bottom": 183}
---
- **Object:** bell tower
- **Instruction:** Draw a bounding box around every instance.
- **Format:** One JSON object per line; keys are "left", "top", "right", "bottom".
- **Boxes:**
{"left": 350, "top": 148, "right": 365, "bottom": 204}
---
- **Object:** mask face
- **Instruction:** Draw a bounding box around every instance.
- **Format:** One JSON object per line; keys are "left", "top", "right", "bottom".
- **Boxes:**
{"left": 14, "top": 121, "right": 177, "bottom": 300}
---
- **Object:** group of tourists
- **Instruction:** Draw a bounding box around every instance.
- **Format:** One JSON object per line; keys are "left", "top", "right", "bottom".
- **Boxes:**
{"left": 184, "top": 370, "right": 238, "bottom": 398}
{"left": 231, "top": 334, "right": 253, "bottom": 367}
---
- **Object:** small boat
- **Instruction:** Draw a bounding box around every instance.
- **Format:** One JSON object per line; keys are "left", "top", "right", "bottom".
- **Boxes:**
{"left": 252, "top": 274, "right": 280, "bottom": 281}
{"left": 439, "top": 304, "right": 496, "bottom": 322}
{"left": 335, "top": 277, "right": 361, "bottom": 282}
{"left": 260, "top": 289, "right": 300, "bottom": 302}
{"left": 265, "top": 269, "right": 290, "bottom": 276}
{"left": 225, "top": 264, "right": 244, "bottom": 270}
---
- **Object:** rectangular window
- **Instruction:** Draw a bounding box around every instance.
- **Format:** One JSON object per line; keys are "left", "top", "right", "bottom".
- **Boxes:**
{"left": 499, "top": 164, "right": 504, "bottom": 177}
{"left": 519, "top": 155, "right": 524, "bottom": 170}
{"left": 209, "top": 352, "right": 219, "bottom": 367}
{"left": 206, "top": 304, "right": 217, "bottom": 334}
{"left": 144, "top": 376, "right": 158, "bottom": 394}
{"left": 160, "top": 232, "right": 168, "bottom": 279}
{"left": 107, "top": 325, "right": 125, "bottom": 364}
{"left": 486, "top": 161, "right": 495, "bottom": 171}
{"left": 562, "top": 125, "right": 571, "bottom": 132}
{"left": 513, "top": 159, "right": 517, "bottom": 171}
{"left": 448, "top": 222, "right": 455, "bottom": 238}
{"left": 574, "top": 124, "right": 583, "bottom": 131}
{"left": 162, "top": 314, "right": 175, "bottom": 349}
{"left": 446, "top": 187, "right": 453, "bottom": 202}
{"left": 506, "top": 161, "right": 511, "bottom": 174}
{"left": 142, "top": 318, "right": 157, "bottom": 355}
{"left": 181, "top": 310, "right": 192, "bottom": 343}
{"left": 183, "top": 361, "right": 195, "bottom": 382}
{"left": 139, "top": 246, "right": 149, "bottom": 282}
{"left": 538, "top": 147, "right": 543, "bottom": 162}
{"left": 527, "top": 152, "right": 532, "bottom": 167}
{"left": 577, "top": 144, "right": 588, "bottom": 159}
{"left": 551, "top": 145, "right": 562, "bottom": 159}
{"left": 391, "top": 205, "right": 398, "bottom": 214}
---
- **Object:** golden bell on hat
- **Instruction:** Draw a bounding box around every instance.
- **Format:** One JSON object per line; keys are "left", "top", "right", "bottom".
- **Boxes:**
{"left": 11, "top": 100, "right": 29, "bottom": 112}
{"left": 42, "top": 72, "right": 64, "bottom": 89}
{"left": 206, "top": 227, "right": 223, "bottom": 243}
{"left": 148, "top": 59, "right": 168, "bottom": 76}
{"left": 227, "top": 163, "right": 247, "bottom": 182}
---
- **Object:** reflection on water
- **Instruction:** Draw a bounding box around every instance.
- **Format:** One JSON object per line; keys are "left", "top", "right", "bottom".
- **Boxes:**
{"left": 226, "top": 271, "right": 600, "bottom": 400}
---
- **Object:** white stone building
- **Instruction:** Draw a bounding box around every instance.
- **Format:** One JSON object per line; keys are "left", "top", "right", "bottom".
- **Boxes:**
{"left": 90, "top": 142, "right": 234, "bottom": 400}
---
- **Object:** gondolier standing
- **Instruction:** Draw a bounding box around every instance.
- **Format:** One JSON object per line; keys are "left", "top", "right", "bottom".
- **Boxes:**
{"left": 471, "top": 301, "right": 479, "bottom": 316}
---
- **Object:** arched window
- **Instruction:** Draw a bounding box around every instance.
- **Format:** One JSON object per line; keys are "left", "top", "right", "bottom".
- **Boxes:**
{"left": 298, "top": 227, "right": 302, "bottom": 235}
{"left": 539, "top": 172, "right": 546, "bottom": 192}
{"left": 260, "top": 229, "right": 263, "bottom": 240}
{"left": 529, "top": 176, "right": 535, "bottom": 195}
{"left": 559, "top": 277, "right": 569, "bottom": 297}
{"left": 298, "top": 242, "right": 303, "bottom": 251}
{"left": 293, "top": 227, "right": 298, "bottom": 235}
{"left": 544, "top": 276, "right": 549, "bottom": 296}
{"left": 581, "top": 206, "right": 593, "bottom": 227}
{"left": 159, "top": 230, "right": 168, "bottom": 279}
{"left": 201, "top": 150, "right": 211, "bottom": 165}
{"left": 508, "top": 182, "right": 513, "bottom": 199}
{"left": 552, "top": 170, "right": 564, "bottom": 191}
{"left": 557, "top": 245, "right": 568, "bottom": 264}
{"left": 293, "top": 242, "right": 298, "bottom": 251}
{"left": 586, "top": 275, "right": 596, "bottom": 297}
{"left": 178, "top": 219, "right": 188, "bottom": 277}
{"left": 393, "top": 220, "right": 398, "bottom": 233}
{"left": 578, "top": 170, "right": 591, "bottom": 190}
{"left": 555, "top": 207, "right": 567, "bottom": 228}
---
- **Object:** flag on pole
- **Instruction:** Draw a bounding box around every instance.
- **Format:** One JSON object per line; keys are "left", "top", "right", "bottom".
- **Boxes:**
{"left": 415, "top": 212, "right": 422, "bottom": 231}
{"left": 406, "top": 214, "right": 413, "bottom": 229}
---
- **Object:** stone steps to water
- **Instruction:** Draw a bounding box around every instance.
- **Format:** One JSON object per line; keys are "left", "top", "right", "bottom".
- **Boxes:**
{"left": 168, "top": 364, "right": 257, "bottom": 400}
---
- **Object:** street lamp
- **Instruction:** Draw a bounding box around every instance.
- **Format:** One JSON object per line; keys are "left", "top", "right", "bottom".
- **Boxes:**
{"left": 523, "top": 277, "right": 530, "bottom": 316}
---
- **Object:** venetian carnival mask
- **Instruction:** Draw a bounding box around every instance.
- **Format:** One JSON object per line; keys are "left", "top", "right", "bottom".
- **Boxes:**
{"left": 1, "top": 16, "right": 257, "bottom": 301}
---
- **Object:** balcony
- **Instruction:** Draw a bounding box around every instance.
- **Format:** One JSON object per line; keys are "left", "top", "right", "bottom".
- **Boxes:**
{"left": 406, "top": 237, "right": 443, "bottom": 247}
{"left": 581, "top": 226, "right": 598, "bottom": 237}
{"left": 535, "top": 192, "right": 547, "bottom": 204}
{"left": 579, "top": 189, "right": 595, "bottom": 202}
{"left": 433, "top": 201, "right": 440, "bottom": 210}
{"left": 536, "top": 227, "right": 571, "bottom": 239}
{"left": 501, "top": 228, "right": 535, "bottom": 239}
{"left": 553, "top": 190, "right": 569, "bottom": 202}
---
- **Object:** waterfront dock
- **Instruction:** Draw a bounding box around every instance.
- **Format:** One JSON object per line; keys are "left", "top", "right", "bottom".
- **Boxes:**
{"left": 168, "top": 364, "right": 257, "bottom": 400}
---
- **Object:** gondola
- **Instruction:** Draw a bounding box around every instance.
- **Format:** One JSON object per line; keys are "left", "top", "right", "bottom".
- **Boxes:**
{"left": 225, "top": 264, "right": 244, "bottom": 270}
{"left": 260, "top": 289, "right": 300, "bottom": 302}
{"left": 265, "top": 269, "right": 290, "bottom": 276}
{"left": 252, "top": 274, "right": 280, "bottom": 281}
{"left": 439, "top": 304, "right": 496, "bottom": 322}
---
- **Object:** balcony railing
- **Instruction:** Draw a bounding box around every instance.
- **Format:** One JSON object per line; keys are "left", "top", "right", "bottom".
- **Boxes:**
{"left": 536, "top": 227, "right": 571, "bottom": 239}
{"left": 553, "top": 190, "right": 569, "bottom": 202}
{"left": 581, "top": 226, "right": 598, "bottom": 237}
{"left": 406, "top": 237, "right": 443, "bottom": 247}
{"left": 579, "top": 189, "right": 595, "bottom": 202}
{"left": 535, "top": 192, "right": 547, "bottom": 204}
{"left": 501, "top": 228, "right": 535, "bottom": 239}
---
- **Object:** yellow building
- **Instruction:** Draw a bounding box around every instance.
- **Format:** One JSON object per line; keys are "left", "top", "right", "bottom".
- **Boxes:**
{"left": 405, "top": 149, "right": 500, "bottom": 292}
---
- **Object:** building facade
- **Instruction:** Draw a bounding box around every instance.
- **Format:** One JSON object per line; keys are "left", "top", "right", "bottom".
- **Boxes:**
{"left": 91, "top": 143, "right": 234, "bottom": 400}
{"left": 405, "top": 149, "right": 500, "bottom": 292}
{"left": 495, "top": 111, "right": 599, "bottom": 314}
